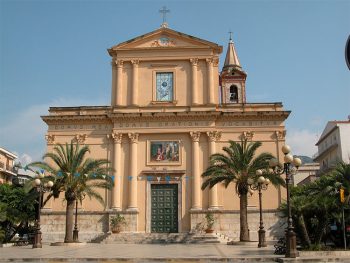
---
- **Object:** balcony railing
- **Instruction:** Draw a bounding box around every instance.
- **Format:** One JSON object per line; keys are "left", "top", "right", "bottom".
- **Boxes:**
{"left": 313, "top": 143, "right": 338, "bottom": 162}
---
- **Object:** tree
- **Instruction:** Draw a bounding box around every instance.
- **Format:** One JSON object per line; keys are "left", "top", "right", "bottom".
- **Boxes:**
{"left": 333, "top": 162, "right": 350, "bottom": 202}
{"left": 201, "top": 139, "right": 284, "bottom": 241}
{"left": 0, "top": 184, "right": 37, "bottom": 243}
{"left": 282, "top": 168, "right": 345, "bottom": 249}
{"left": 26, "top": 142, "right": 113, "bottom": 243}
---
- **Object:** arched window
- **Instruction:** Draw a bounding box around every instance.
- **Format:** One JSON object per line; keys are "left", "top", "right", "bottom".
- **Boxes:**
{"left": 229, "top": 85, "right": 238, "bottom": 102}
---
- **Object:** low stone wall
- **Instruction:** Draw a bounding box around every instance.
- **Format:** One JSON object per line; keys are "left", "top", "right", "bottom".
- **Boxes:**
{"left": 41, "top": 210, "right": 138, "bottom": 243}
{"left": 41, "top": 209, "right": 284, "bottom": 243}
{"left": 190, "top": 209, "right": 286, "bottom": 241}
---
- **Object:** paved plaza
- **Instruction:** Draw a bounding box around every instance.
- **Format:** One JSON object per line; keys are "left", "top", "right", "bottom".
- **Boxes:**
{"left": 0, "top": 242, "right": 278, "bottom": 262}
{"left": 1, "top": 242, "right": 350, "bottom": 262}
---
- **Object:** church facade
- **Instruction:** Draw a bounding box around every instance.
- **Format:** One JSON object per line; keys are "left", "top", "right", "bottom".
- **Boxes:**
{"left": 41, "top": 26, "right": 289, "bottom": 241}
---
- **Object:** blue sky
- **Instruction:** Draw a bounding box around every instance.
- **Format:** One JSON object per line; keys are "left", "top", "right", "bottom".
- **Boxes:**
{"left": 1, "top": 0, "right": 349, "bottom": 164}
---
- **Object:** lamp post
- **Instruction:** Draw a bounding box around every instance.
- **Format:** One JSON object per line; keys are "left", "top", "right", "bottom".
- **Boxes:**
{"left": 248, "top": 170, "right": 270, "bottom": 248}
{"left": 73, "top": 193, "right": 85, "bottom": 243}
{"left": 73, "top": 198, "right": 79, "bottom": 242}
{"left": 32, "top": 173, "right": 54, "bottom": 249}
{"left": 269, "top": 145, "right": 302, "bottom": 258}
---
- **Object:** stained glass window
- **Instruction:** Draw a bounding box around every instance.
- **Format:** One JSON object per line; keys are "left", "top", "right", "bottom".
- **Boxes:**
{"left": 156, "top": 72, "right": 173, "bottom": 101}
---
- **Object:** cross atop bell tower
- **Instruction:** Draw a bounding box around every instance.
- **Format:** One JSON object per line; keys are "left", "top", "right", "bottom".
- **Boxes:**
{"left": 228, "top": 30, "right": 233, "bottom": 42}
{"left": 220, "top": 33, "right": 247, "bottom": 104}
{"left": 159, "top": 6, "right": 170, "bottom": 28}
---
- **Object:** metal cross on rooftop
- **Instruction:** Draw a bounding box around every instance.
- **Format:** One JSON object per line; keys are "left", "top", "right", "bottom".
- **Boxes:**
{"left": 228, "top": 30, "right": 233, "bottom": 42}
{"left": 159, "top": 6, "right": 170, "bottom": 28}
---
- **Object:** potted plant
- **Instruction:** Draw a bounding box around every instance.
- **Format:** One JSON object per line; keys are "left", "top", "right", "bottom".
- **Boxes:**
{"left": 205, "top": 212, "right": 215, "bottom": 233}
{"left": 110, "top": 214, "right": 126, "bottom": 234}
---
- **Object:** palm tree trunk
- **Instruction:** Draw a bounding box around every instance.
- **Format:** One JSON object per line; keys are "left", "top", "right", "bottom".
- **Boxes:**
{"left": 298, "top": 214, "right": 311, "bottom": 247}
{"left": 315, "top": 216, "right": 328, "bottom": 245}
{"left": 64, "top": 199, "right": 75, "bottom": 243}
{"left": 240, "top": 193, "right": 250, "bottom": 241}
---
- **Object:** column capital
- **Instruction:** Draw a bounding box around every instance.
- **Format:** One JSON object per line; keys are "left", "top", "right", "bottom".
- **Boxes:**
{"left": 111, "top": 59, "right": 117, "bottom": 68}
{"left": 275, "top": 130, "right": 286, "bottom": 140}
{"left": 116, "top": 60, "right": 124, "bottom": 68}
{"left": 212, "top": 58, "right": 219, "bottom": 66}
{"left": 207, "top": 131, "right": 222, "bottom": 142}
{"left": 74, "top": 134, "right": 87, "bottom": 144}
{"left": 111, "top": 132, "right": 123, "bottom": 144}
{"left": 190, "top": 131, "right": 201, "bottom": 142}
{"left": 45, "top": 134, "right": 55, "bottom": 144}
{"left": 241, "top": 131, "right": 254, "bottom": 141}
{"left": 190, "top": 58, "right": 198, "bottom": 66}
{"left": 131, "top": 59, "right": 139, "bottom": 65}
{"left": 205, "top": 58, "right": 213, "bottom": 65}
{"left": 128, "top": 133, "right": 139, "bottom": 143}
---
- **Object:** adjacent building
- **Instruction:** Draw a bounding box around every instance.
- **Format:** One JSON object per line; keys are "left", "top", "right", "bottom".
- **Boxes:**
{"left": 294, "top": 163, "right": 320, "bottom": 186}
{"left": 314, "top": 118, "right": 350, "bottom": 173}
{"left": 41, "top": 25, "right": 291, "bottom": 241}
{"left": 0, "top": 147, "right": 18, "bottom": 184}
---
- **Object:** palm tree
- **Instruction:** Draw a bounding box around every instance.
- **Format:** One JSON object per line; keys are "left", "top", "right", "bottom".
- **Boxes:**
{"left": 201, "top": 139, "right": 285, "bottom": 241}
{"left": 26, "top": 142, "right": 113, "bottom": 243}
{"left": 333, "top": 162, "right": 350, "bottom": 201}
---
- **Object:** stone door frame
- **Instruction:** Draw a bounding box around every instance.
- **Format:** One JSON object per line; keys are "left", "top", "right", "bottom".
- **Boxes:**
{"left": 146, "top": 177, "right": 183, "bottom": 233}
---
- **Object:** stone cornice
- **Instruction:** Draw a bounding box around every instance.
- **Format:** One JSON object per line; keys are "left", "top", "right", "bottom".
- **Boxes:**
{"left": 42, "top": 110, "right": 289, "bottom": 125}
{"left": 41, "top": 103, "right": 290, "bottom": 125}
{"left": 42, "top": 115, "right": 111, "bottom": 124}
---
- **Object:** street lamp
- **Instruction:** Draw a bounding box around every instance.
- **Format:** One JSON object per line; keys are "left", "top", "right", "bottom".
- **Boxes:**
{"left": 248, "top": 170, "right": 270, "bottom": 248}
{"left": 73, "top": 198, "right": 79, "bottom": 242}
{"left": 73, "top": 193, "right": 85, "bottom": 243}
{"left": 32, "top": 172, "right": 54, "bottom": 248}
{"left": 269, "top": 145, "right": 302, "bottom": 258}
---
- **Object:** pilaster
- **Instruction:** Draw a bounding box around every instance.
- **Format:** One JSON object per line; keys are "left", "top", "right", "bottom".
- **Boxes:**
{"left": 190, "top": 58, "right": 199, "bottom": 105}
{"left": 131, "top": 59, "right": 139, "bottom": 106}
{"left": 127, "top": 133, "right": 139, "bottom": 211}
{"left": 190, "top": 131, "right": 201, "bottom": 210}
{"left": 207, "top": 131, "right": 221, "bottom": 210}
{"left": 116, "top": 60, "right": 124, "bottom": 106}
{"left": 111, "top": 60, "right": 117, "bottom": 106}
{"left": 111, "top": 132, "right": 123, "bottom": 211}
{"left": 206, "top": 58, "right": 215, "bottom": 105}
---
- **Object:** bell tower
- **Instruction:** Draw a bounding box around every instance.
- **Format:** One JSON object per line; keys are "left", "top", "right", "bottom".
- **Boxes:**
{"left": 220, "top": 33, "right": 247, "bottom": 104}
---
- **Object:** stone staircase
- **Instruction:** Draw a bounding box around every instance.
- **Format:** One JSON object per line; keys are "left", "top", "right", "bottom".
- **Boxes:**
{"left": 99, "top": 232, "right": 233, "bottom": 244}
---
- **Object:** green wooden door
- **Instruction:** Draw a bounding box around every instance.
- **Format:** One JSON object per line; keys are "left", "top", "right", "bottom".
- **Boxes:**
{"left": 151, "top": 184, "right": 178, "bottom": 233}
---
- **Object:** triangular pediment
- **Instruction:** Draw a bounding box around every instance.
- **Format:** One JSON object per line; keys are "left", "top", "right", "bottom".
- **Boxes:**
{"left": 108, "top": 28, "right": 222, "bottom": 54}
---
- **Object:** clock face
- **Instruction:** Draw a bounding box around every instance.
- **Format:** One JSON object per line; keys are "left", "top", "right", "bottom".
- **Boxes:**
{"left": 156, "top": 72, "right": 173, "bottom": 101}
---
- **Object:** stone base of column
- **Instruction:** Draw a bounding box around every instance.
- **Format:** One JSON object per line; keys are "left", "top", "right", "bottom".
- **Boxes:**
{"left": 110, "top": 207, "right": 122, "bottom": 211}
{"left": 208, "top": 206, "right": 220, "bottom": 210}
{"left": 190, "top": 207, "right": 202, "bottom": 212}
{"left": 126, "top": 207, "right": 139, "bottom": 212}
{"left": 40, "top": 208, "right": 52, "bottom": 212}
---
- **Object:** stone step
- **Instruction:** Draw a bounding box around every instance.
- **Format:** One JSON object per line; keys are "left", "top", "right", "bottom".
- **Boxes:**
{"left": 102, "top": 233, "right": 194, "bottom": 244}
{"left": 99, "top": 232, "right": 233, "bottom": 245}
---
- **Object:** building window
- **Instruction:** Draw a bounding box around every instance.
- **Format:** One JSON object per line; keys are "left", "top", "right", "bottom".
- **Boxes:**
{"left": 156, "top": 72, "right": 173, "bottom": 101}
{"left": 229, "top": 85, "right": 238, "bottom": 103}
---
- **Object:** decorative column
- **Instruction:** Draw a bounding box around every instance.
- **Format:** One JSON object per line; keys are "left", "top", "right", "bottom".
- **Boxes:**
{"left": 275, "top": 130, "right": 286, "bottom": 206}
{"left": 190, "top": 131, "right": 201, "bottom": 210}
{"left": 111, "top": 132, "right": 123, "bottom": 211}
{"left": 206, "top": 58, "right": 215, "bottom": 105}
{"left": 74, "top": 134, "right": 87, "bottom": 144}
{"left": 116, "top": 60, "right": 123, "bottom": 106}
{"left": 207, "top": 131, "right": 221, "bottom": 210}
{"left": 241, "top": 131, "right": 254, "bottom": 141}
{"left": 43, "top": 134, "right": 56, "bottom": 211}
{"left": 111, "top": 60, "right": 117, "bottom": 106}
{"left": 127, "top": 133, "right": 139, "bottom": 211}
{"left": 190, "top": 58, "right": 199, "bottom": 105}
{"left": 131, "top": 59, "right": 139, "bottom": 106}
